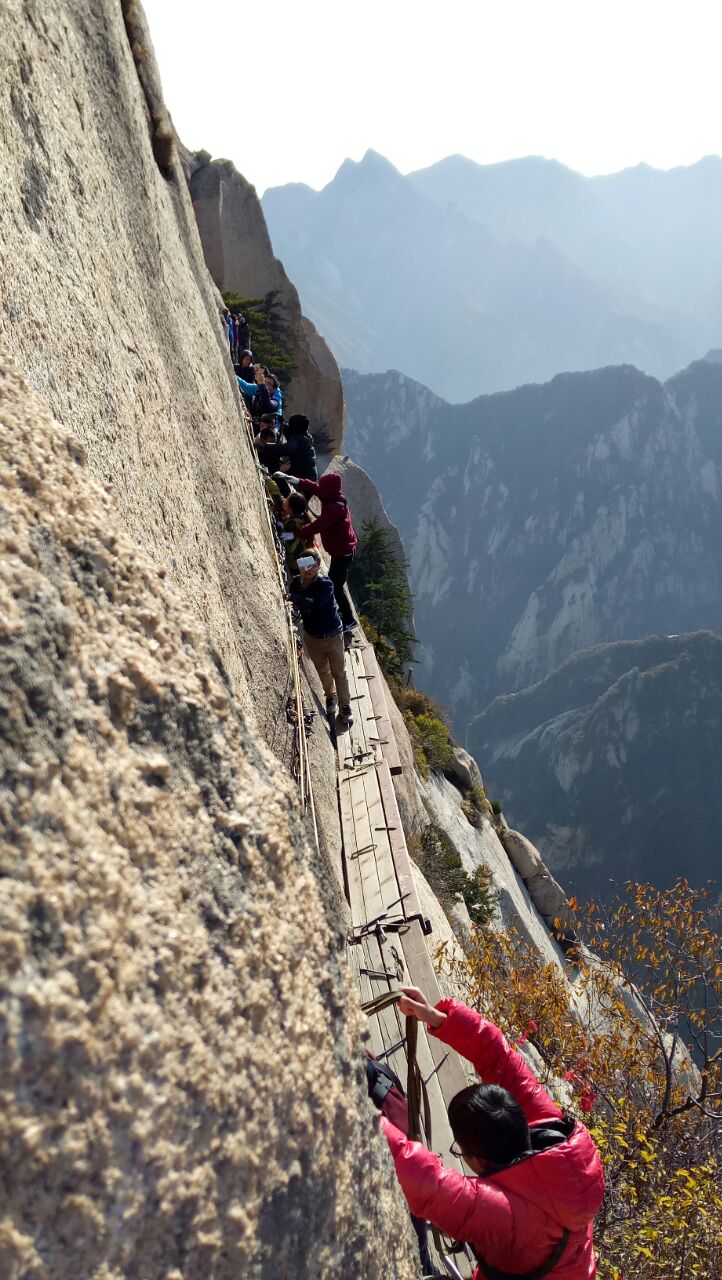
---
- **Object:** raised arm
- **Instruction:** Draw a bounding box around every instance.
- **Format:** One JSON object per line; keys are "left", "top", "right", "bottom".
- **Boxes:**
{"left": 400, "top": 988, "right": 560, "bottom": 1127}
{"left": 236, "top": 374, "right": 259, "bottom": 396}
{"left": 435, "top": 999, "right": 561, "bottom": 1125}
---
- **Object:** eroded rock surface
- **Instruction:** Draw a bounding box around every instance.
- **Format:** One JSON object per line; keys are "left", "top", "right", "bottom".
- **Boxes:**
{"left": 0, "top": 359, "right": 416, "bottom": 1279}
{"left": 0, "top": 0, "right": 413, "bottom": 1271}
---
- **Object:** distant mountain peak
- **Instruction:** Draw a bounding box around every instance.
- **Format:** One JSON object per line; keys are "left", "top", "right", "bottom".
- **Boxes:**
{"left": 332, "top": 149, "right": 402, "bottom": 187}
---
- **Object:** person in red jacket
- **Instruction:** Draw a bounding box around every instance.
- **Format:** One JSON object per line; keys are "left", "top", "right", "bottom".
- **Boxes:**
{"left": 381, "top": 987, "right": 605, "bottom": 1280}
{"left": 295, "top": 473, "right": 358, "bottom": 635}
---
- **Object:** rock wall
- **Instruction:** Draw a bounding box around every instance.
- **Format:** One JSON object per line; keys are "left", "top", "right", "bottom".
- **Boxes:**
{"left": 0, "top": 2, "right": 414, "bottom": 1274}
{"left": 0, "top": 360, "right": 416, "bottom": 1279}
{"left": 186, "top": 151, "right": 345, "bottom": 452}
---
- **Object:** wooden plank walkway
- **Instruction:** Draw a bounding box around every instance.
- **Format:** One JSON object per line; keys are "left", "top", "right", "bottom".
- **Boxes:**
{"left": 336, "top": 633, "right": 475, "bottom": 1277}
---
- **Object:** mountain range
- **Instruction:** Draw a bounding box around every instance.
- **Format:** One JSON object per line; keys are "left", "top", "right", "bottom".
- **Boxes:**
{"left": 342, "top": 355, "right": 722, "bottom": 891}
{"left": 468, "top": 632, "right": 722, "bottom": 894}
{"left": 342, "top": 355, "right": 722, "bottom": 724}
{"left": 263, "top": 151, "right": 722, "bottom": 401}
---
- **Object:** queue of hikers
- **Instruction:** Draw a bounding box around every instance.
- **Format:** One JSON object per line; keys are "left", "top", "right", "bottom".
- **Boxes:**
{"left": 222, "top": 308, "right": 250, "bottom": 363}
{"left": 230, "top": 319, "right": 604, "bottom": 1280}
{"left": 235, "top": 354, "right": 359, "bottom": 729}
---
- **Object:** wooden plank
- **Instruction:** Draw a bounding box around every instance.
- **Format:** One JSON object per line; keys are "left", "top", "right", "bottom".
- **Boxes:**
{"left": 364, "top": 933, "right": 404, "bottom": 1055}
{"left": 361, "top": 766, "right": 403, "bottom": 919}
{"left": 363, "top": 642, "right": 403, "bottom": 775}
{"left": 347, "top": 937, "right": 374, "bottom": 1008}
{"left": 349, "top": 771, "right": 387, "bottom": 926}
{"left": 336, "top": 643, "right": 382, "bottom": 771}
{"left": 375, "top": 760, "right": 423, "bottom": 920}
{"left": 338, "top": 769, "right": 368, "bottom": 925}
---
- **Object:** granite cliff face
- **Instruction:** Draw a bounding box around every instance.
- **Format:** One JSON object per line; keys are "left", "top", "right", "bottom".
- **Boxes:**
{"left": 187, "top": 150, "right": 344, "bottom": 453}
{"left": 0, "top": 3, "right": 415, "bottom": 1274}
{"left": 469, "top": 633, "right": 722, "bottom": 896}
{"left": 0, "top": 360, "right": 414, "bottom": 1279}
{"left": 342, "top": 361, "right": 722, "bottom": 725}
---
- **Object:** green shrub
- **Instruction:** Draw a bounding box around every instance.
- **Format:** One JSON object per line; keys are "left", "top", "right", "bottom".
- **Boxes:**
{"left": 408, "top": 822, "right": 497, "bottom": 926}
{"left": 460, "top": 785, "right": 492, "bottom": 828}
{"left": 462, "top": 864, "right": 498, "bottom": 926}
{"left": 402, "top": 709, "right": 430, "bottom": 779}
{"left": 414, "top": 712, "right": 455, "bottom": 772}
{"left": 387, "top": 678, "right": 455, "bottom": 778}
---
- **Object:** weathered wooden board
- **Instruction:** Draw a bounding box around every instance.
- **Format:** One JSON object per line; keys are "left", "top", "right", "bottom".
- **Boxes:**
{"left": 375, "top": 760, "right": 423, "bottom": 920}
{"left": 336, "top": 642, "right": 383, "bottom": 771}
{"left": 363, "top": 642, "right": 403, "bottom": 775}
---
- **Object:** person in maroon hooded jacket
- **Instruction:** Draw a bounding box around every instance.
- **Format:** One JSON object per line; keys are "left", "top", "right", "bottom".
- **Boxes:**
{"left": 381, "top": 987, "right": 605, "bottom": 1280}
{"left": 294, "top": 472, "right": 358, "bottom": 636}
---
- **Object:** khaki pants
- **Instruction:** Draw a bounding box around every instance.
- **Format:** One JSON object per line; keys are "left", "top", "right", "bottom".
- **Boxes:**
{"left": 303, "top": 631, "right": 351, "bottom": 706}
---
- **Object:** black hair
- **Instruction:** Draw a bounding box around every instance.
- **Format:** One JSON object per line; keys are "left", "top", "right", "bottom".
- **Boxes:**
{"left": 259, "top": 413, "right": 276, "bottom": 427}
{"left": 447, "top": 1084, "right": 530, "bottom": 1167}
{"left": 259, "top": 427, "right": 276, "bottom": 442}
{"left": 286, "top": 492, "right": 307, "bottom": 517}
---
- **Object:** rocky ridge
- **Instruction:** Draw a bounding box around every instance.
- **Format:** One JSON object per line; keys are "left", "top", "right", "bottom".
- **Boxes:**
{"left": 469, "top": 632, "right": 722, "bottom": 894}
{"left": 342, "top": 361, "right": 722, "bottom": 724}
{"left": 186, "top": 149, "right": 345, "bottom": 453}
{"left": 262, "top": 150, "right": 718, "bottom": 401}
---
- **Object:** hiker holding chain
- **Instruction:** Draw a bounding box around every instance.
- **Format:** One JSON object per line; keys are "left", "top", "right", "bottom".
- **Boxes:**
{"left": 380, "top": 987, "right": 604, "bottom": 1279}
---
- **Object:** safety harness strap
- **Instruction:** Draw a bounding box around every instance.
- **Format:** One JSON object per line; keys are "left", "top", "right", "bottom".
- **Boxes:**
{"left": 471, "top": 1229, "right": 570, "bottom": 1280}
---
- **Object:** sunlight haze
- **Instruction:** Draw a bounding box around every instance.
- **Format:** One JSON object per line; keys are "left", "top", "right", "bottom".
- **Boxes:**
{"left": 142, "top": 0, "right": 722, "bottom": 193}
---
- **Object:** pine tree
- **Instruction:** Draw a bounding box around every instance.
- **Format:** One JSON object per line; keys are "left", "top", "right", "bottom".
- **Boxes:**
{"left": 349, "top": 520, "right": 416, "bottom": 678}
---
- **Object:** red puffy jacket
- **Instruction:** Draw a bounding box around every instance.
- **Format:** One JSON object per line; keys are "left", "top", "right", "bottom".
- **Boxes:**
{"left": 298, "top": 473, "right": 358, "bottom": 557}
{"left": 381, "top": 1000, "right": 604, "bottom": 1279}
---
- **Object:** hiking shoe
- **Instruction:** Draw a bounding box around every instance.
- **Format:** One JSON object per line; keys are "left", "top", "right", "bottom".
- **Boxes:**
{"left": 339, "top": 704, "right": 354, "bottom": 726}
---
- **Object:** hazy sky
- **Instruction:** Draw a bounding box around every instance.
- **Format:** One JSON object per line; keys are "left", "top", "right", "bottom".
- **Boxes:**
{"left": 142, "top": 0, "right": 722, "bottom": 195}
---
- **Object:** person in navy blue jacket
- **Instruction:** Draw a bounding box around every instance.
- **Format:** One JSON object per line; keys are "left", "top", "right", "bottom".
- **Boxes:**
{"left": 289, "top": 550, "right": 353, "bottom": 725}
